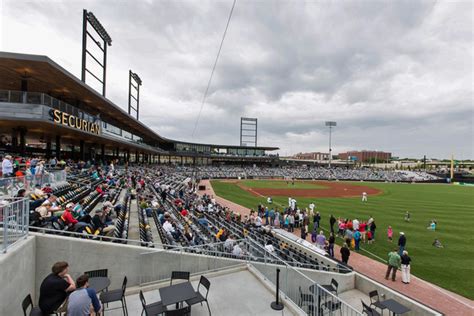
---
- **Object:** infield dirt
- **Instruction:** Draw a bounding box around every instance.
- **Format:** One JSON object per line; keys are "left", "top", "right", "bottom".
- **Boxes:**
{"left": 227, "top": 180, "right": 382, "bottom": 198}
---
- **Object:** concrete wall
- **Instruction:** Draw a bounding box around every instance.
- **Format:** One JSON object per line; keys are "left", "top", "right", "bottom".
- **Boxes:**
{"left": 0, "top": 236, "right": 36, "bottom": 316}
{"left": 355, "top": 274, "right": 442, "bottom": 316}
{"left": 34, "top": 233, "right": 245, "bottom": 295}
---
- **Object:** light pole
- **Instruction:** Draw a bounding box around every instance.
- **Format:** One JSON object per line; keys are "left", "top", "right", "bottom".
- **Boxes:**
{"left": 325, "top": 121, "right": 337, "bottom": 168}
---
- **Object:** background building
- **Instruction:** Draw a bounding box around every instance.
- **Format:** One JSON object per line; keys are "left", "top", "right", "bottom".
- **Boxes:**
{"left": 292, "top": 152, "right": 329, "bottom": 160}
{"left": 338, "top": 150, "right": 392, "bottom": 163}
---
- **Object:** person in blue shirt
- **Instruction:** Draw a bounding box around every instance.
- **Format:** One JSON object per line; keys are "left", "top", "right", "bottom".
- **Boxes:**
{"left": 67, "top": 274, "right": 101, "bottom": 316}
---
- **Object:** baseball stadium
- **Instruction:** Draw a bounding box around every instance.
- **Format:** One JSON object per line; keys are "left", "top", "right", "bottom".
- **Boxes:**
{"left": 1, "top": 2, "right": 473, "bottom": 316}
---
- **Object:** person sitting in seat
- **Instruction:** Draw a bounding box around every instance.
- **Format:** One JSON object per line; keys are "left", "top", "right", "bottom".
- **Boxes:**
{"left": 34, "top": 184, "right": 47, "bottom": 199}
{"left": 42, "top": 183, "right": 53, "bottom": 194}
{"left": 232, "top": 243, "right": 244, "bottom": 257}
{"left": 61, "top": 203, "right": 89, "bottom": 232}
{"left": 92, "top": 209, "right": 115, "bottom": 236}
{"left": 183, "top": 225, "right": 194, "bottom": 245}
{"left": 39, "top": 261, "right": 76, "bottom": 315}
{"left": 72, "top": 199, "right": 91, "bottom": 223}
{"left": 224, "top": 234, "right": 236, "bottom": 252}
{"left": 15, "top": 188, "right": 27, "bottom": 199}
{"left": 265, "top": 240, "right": 275, "bottom": 253}
{"left": 67, "top": 274, "right": 102, "bottom": 316}
{"left": 35, "top": 200, "right": 55, "bottom": 222}
{"left": 163, "top": 216, "right": 180, "bottom": 240}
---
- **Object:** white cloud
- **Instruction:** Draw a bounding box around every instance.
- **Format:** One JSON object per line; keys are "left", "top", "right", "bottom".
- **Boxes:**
{"left": 1, "top": 0, "right": 472, "bottom": 159}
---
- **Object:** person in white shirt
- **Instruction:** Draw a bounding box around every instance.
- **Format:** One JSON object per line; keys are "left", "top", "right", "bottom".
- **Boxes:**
{"left": 255, "top": 216, "right": 262, "bottom": 227}
{"left": 290, "top": 198, "right": 296, "bottom": 211}
{"left": 163, "top": 218, "right": 175, "bottom": 235}
{"left": 362, "top": 192, "right": 368, "bottom": 202}
{"left": 1, "top": 155, "right": 13, "bottom": 177}
{"left": 232, "top": 243, "right": 243, "bottom": 257}
{"left": 353, "top": 218, "right": 360, "bottom": 231}
{"left": 309, "top": 202, "right": 315, "bottom": 215}
{"left": 267, "top": 196, "right": 273, "bottom": 204}
{"left": 265, "top": 240, "right": 275, "bottom": 253}
{"left": 288, "top": 197, "right": 292, "bottom": 207}
{"left": 224, "top": 235, "right": 235, "bottom": 252}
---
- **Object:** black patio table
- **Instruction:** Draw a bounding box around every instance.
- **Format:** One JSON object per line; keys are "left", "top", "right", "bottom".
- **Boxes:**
{"left": 88, "top": 277, "right": 111, "bottom": 293}
{"left": 159, "top": 282, "right": 197, "bottom": 307}
{"left": 380, "top": 299, "right": 411, "bottom": 315}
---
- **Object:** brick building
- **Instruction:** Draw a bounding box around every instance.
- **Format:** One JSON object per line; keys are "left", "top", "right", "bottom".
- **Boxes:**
{"left": 338, "top": 150, "right": 391, "bottom": 162}
{"left": 293, "top": 152, "right": 329, "bottom": 160}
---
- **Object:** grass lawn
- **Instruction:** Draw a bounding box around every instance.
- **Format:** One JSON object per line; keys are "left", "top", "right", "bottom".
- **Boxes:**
{"left": 239, "top": 179, "right": 326, "bottom": 189}
{"left": 210, "top": 180, "right": 474, "bottom": 299}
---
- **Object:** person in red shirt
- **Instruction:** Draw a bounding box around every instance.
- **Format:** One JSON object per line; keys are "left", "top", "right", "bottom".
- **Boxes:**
{"left": 42, "top": 184, "right": 53, "bottom": 194}
{"left": 180, "top": 209, "right": 189, "bottom": 217}
{"left": 61, "top": 203, "right": 88, "bottom": 232}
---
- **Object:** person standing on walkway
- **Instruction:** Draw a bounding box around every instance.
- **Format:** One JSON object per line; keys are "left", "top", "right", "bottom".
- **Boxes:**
{"left": 330, "top": 214, "right": 336, "bottom": 234}
{"left": 328, "top": 232, "right": 335, "bottom": 257}
{"left": 385, "top": 248, "right": 401, "bottom": 281}
{"left": 401, "top": 250, "right": 412, "bottom": 284}
{"left": 313, "top": 211, "right": 321, "bottom": 229}
{"left": 370, "top": 220, "right": 377, "bottom": 241}
{"left": 353, "top": 229, "right": 361, "bottom": 251}
{"left": 340, "top": 243, "right": 350, "bottom": 264}
{"left": 398, "top": 232, "right": 407, "bottom": 256}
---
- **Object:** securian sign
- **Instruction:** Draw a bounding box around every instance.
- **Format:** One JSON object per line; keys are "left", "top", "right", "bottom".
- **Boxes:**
{"left": 50, "top": 109, "right": 101, "bottom": 135}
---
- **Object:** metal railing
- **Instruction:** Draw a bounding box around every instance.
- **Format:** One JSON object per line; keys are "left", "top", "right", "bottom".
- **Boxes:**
{"left": 0, "top": 197, "right": 29, "bottom": 253}
{"left": 0, "top": 170, "right": 67, "bottom": 198}
{"left": 246, "top": 239, "right": 362, "bottom": 316}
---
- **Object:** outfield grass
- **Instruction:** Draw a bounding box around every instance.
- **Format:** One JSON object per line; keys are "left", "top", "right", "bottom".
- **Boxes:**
{"left": 211, "top": 180, "right": 474, "bottom": 299}
{"left": 240, "top": 179, "right": 325, "bottom": 189}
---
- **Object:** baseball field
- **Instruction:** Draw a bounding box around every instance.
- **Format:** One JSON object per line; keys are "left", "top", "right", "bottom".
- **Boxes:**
{"left": 210, "top": 179, "right": 474, "bottom": 299}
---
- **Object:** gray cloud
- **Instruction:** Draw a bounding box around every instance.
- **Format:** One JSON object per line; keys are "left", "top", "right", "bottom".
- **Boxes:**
{"left": 1, "top": 0, "right": 472, "bottom": 159}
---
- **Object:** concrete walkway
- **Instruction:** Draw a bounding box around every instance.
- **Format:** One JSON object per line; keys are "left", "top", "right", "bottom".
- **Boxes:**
{"left": 199, "top": 180, "right": 474, "bottom": 316}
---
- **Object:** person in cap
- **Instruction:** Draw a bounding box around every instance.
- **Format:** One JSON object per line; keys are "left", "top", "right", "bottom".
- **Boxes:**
{"left": 61, "top": 203, "right": 88, "bottom": 232}
{"left": 400, "top": 250, "right": 412, "bottom": 284}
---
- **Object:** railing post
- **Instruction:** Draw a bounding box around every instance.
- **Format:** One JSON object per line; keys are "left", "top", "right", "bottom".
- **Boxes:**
{"left": 3, "top": 203, "right": 9, "bottom": 253}
{"left": 271, "top": 268, "right": 284, "bottom": 310}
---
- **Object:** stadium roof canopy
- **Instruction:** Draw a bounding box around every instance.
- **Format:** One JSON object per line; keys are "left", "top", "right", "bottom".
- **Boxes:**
{"left": 0, "top": 51, "right": 278, "bottom": 151}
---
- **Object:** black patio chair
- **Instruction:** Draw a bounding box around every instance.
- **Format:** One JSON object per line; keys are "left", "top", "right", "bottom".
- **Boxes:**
{"left": 185, "top": 275, "right": 212, "bottom": 315}
{"left": 100, "top": 276, "right": 128, "bottom": 315}
{"left": 170, "top": 271, "right": 190, "bottom": 285}
{"left": 362, "top": 300, "right": 381, "bottom": 316}
{"left": 164, "top": 305, "right": 191, "bottom": 316}
{"left": 22, "top": 294, "right": 42, "bottom": 316}
{"left": 299, "top": 286, "right": 314, "bottom": 307}
{"left": 369, "top": 290, "right": 387, "bottom": 314}
{"left": 321, "top": 278, "right": 338, "bottom": 295}
{"left": 139, "top": 290, "right": 166, "bottom": 316}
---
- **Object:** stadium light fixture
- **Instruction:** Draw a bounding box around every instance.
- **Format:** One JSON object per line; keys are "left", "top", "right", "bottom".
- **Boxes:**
{"left": 81, "top": 9, "right": 112, "bottom": 96}
{"left": 325, "top": 121, "right": 337, "bottom": 168}
{"left": 128, "top": 70, "right": 142, "bottom": 120}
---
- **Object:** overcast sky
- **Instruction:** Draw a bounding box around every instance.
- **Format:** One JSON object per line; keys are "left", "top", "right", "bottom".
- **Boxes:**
{"left": 1, "top": 0, "right": 473, "bottom": 159}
